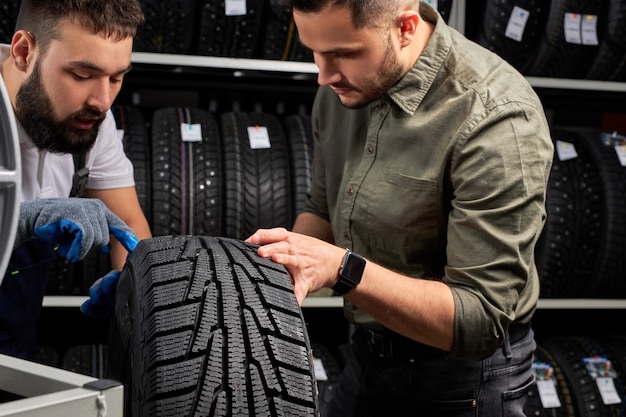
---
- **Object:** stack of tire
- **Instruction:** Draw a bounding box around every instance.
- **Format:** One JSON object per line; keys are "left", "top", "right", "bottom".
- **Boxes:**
{"left": 526, "top": 335, "right": 626, "bottom": 417}
{"left": 474, "top": 0, "right": 626, "bottom": 81}
{"left": 535, "top": 127, "right": 626, "bottom": 298}
{"left": 131, "top": 0, "right": 454, "bottom": 60}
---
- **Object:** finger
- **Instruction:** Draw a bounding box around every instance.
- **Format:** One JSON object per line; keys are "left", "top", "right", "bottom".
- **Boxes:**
{"left": 106, "top": 210, "right": 138, "bottom": 253}
{"left": 247, "top": 228, "right": 290, "bottom": 245}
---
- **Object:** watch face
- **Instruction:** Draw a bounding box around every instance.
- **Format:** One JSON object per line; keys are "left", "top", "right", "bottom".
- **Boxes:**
{"left": 342, "top": 252, "right": 366, "bottom": 284}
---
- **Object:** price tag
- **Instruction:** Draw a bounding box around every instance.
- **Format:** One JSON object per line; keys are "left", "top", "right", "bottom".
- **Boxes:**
{"left": 247, "top": 126, "right": 271, "bottom": 149}
{"left": 180, "top": 123, "right": 203, "bottom": 142}
{"left": 596, "top": 377, "right": 622, "bottom": 405}
{"left": 537, "top": 379, "right": 562, "bottom": 408}
{"left": 581, "top": 15, "right": 599, "bottom": 45}
{"left": 313, "top": 358, "right": 328, "bottom": 381}
{"left": 505, "top": 6, "right": 530, "bottom": 42}
{"left": 225, "top": 0, "right": 246, "bottom": 16}
{"left": 564, "top": 13, "right": 582, "bottom": 44}
{"left": 117, "top": 129, "right": 125, "bottom": 142}
{"left": 533, "top": 361, "right": 562, "bottom": 408}
{"left": 556, "top": 140, "right": 578, "bottom": 161}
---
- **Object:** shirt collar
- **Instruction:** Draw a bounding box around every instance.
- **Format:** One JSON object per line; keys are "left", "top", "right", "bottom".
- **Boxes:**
{"left": 386, "top": 2, "right": 452, "bottom": 115}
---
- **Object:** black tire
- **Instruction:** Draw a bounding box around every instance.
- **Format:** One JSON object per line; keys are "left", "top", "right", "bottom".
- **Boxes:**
{"left": 436, "top": 0, "right": 454, "bottom": 23}
{"left": 540, "top": 336, "right": 616, "bottom": 417}
{"left": 584, "top": 0, "right": 626, "bottom": 81}
{"left": 476, "top": 0, "right": 550, "bottom": 74}
{"left": 108, "top": 235, "right": 319, "bottom": 417}
{"left": 134, "top": 0, "right": 196, "bottom": 54}
{"left": 528, "top": 0, "right": 608, "bottom": 78}
{"left": 221, "top": 112, "right": 293, "bottom": 239}
{"left": 571, "top": 129, "right": 626, "bottom": 298}
{"left": 259, "top": 0, "right": 293, "bottom": 60}
{"left": 196, "top": 0, "right": 264, "bottom": 58}
{"left": 284, "top": 114, "right": 314, "bottom": 217}
{"left": 524, "top": 345, "right": 570, "bottom": 417}
{"left": 112, "top": 105, "right": 152, "bottom": 223}
{"left": 0, "top": 0, "right": 20, "bottom": 44}
{"left": 534, "top": 128, "right": 603, "bottom": 298}
{"left": 151, "top": 107, "right": 223, "bottom": 237}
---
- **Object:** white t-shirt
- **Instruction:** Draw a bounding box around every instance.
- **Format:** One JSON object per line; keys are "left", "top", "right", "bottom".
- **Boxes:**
{"left": 1, "top": 44, "right": 135, "bottom": 202}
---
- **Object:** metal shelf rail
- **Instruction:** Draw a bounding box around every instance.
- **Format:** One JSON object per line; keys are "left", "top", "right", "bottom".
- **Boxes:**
{"left": 0, "top": 354, "right": 123, "bottom": 417}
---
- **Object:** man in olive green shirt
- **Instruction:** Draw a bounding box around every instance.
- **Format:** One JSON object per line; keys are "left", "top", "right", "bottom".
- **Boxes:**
{"left": 247, "top": 1, "right": 553, "bottom": 416}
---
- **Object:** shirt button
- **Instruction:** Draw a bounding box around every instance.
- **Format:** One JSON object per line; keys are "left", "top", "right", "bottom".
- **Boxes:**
{"left": 343, "top": 230, "right": 350, "bottom": 240}
{"left": 376, "top": 101, "right": 386, "bottom": 109}
{"left": 347, "top": 185, "right": 355, "bottom": 196}
{"left": 366, "top": 145, "right": 374, "bottom": 154}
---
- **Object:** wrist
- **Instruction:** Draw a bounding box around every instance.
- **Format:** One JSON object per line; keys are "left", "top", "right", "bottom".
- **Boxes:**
{"left": 332, "top": 249, "right": 366, "bottom": 295}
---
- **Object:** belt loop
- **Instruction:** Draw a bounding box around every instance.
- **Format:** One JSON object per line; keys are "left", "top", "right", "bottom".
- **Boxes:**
{"left": 503, "top": 330, "right": 512, "bottom": 359}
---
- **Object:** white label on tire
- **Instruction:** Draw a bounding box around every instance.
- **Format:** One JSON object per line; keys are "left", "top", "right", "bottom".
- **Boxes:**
{"left": 181, "top": 123, "right": 203, "bottom": 142}
{"left": 596, "top": 377, "right": 622, "bottom": 405}
{"left": 247, "top": 126, "right": 271, "bottom": 149}
{"left": 537, "top": 379, "right": 561, "bottom": 408}
{"left": 313, "top": 358, "right": 328, "bottom": 381}
{"left": 505, "top": 6, "right": 530, "bottom": 42}
{"left": 556, "top": 140, "right": 578, "bottom": 161}
{"left": 564, "top": 13, "right": 582, "bottom": 44}
{"left": 581, "top": 15, "right": 599, "bottom": 45}
{"left": 225, "top": 0, "right": 246, "bottom": 16}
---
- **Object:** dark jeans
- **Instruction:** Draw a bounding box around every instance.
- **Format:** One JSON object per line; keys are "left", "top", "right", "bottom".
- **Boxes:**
{"left": 325, "top": 326, "right": 536, "bottom": 417}
{"left": 0, "top": 241, "right": 53, "bottom": 360}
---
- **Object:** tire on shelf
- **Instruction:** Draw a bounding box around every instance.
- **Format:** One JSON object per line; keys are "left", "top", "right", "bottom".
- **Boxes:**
{"left": 108, "top": 235, "right": 319, "bottom": 417}
{"left": 476, "top": 0, "right": 549, "bottom": 74}
{"left": 284, "top": 114, "right": 314, "bottom": 217}
{"left": 221, "top": 112, "right": 293, "bottom": 240}
{"left": 540, "top": 336, "right": 625, "bottom": 417}
{"left": 584, "top": 0, "right": 626, "bottom": 81}
{"left": 134, "top": 0, "right": 197, "bottom": 54}
{"left": 527, "top": 0, "right": 607, "bottom": 79}
{"left": 0, "top": 0, "right": 20, "bottom": 44}
{"left": 534, "top": 127, "right": 603, "bottom": 298}
{"left": 196, "top": 0, "right": 264, "bottom": 58}
{"left": 523, "top": 345, "right": 570, "bottom": 417}
{"left": 151, "top": 107, "right": 223, "bottom": 237}
{"left": 113, "top": 104, "right": 152, "bottom": 224}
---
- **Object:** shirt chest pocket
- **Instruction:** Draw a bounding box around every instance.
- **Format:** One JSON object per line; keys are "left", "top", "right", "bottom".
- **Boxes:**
{"left": 358, "top": 168, "right": 441, "bottom": 257}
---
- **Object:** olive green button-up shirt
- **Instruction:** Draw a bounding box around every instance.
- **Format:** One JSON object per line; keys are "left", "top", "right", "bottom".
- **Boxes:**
{"left": 303, "top": 4, "right": 554, "bottom": 360}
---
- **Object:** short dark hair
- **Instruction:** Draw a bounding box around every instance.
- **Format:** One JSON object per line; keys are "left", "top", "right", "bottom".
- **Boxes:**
{"left": 281, "top": 0, "right": 409, "bottom": 29}
{"left": 15, "top": 0, "right": 145, "bottom": 53}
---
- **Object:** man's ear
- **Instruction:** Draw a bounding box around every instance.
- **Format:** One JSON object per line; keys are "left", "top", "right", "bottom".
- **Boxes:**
{"left": 10, "top": 30, "right": 36, "bottom": 72}
{"left": 397, "top": 11, "right": 419, "bottom": 47}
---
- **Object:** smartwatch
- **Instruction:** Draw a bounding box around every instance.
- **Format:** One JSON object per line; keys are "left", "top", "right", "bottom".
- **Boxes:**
{"left": 332, "top": 249, "right": 366, "bottom": 295}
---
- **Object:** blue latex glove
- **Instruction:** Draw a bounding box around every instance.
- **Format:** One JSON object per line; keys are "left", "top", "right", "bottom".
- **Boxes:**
{"left": 80, "top": 270, "right": 121, "bottom": 319}
{"left": 16, "top": 198, "right": 138, "bottom": 262}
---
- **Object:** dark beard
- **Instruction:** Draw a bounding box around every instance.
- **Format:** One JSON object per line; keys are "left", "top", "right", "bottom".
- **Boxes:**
{"left": 336, "top": 35, "right": 405, "bottom": 110}
{"left": 14, "top": 62, "right": 104, "bottom": 155}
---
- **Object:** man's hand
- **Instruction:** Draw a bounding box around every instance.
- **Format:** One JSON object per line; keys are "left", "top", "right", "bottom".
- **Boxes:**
{"left": 80, "top": 270, "right": 120, "bottom": 319}
{"left": 246, "top": 228, "right": 345, "bottom": 304}
{"left": 16, "top": 198, "right": 138, "bottom": 262}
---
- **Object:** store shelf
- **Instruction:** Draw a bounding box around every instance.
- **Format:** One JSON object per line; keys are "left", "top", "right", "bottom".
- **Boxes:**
{"left": 132, "top": 52, "right": 318, "bottom": 76}
{"left": 43, "top": 296, "right": 626, "bottom": 310}
{"left": 131, "top": 53, "right": 626, "bottom": 95}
